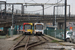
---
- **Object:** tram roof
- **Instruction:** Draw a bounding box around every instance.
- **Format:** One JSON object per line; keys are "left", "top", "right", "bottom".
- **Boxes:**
{"left": 23, "top": 23, "right": 33, "bottom": 25}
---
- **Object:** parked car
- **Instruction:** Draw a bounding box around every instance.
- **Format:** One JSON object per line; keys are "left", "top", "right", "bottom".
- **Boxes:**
{"left": 65, "top": 31, "right": 73, "bottom": 42}
{"left": 70, "top": 32, "right": 75, "bottom": 43}
{"left": 56, "top": 31, "right": 73, "bottom": 42}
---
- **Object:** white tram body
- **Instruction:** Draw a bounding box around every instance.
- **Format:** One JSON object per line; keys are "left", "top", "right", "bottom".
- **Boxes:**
{"left": 34, "top": 23, "right": 44, "bottom": 34}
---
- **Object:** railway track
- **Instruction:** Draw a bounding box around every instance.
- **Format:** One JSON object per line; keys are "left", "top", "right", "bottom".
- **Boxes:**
{"left": 10, "top": 35, "right": 49, "bottom": 50}
{"left": 10, "top": 35, "right": 72, "bottom": 50}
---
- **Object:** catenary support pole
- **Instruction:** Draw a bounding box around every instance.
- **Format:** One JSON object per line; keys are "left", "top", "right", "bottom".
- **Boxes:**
{"left": 64, "top": 0, "right": 67, "bottom": 41}
{"left": 11, "top": 4, "right": 14, "bottom": 37}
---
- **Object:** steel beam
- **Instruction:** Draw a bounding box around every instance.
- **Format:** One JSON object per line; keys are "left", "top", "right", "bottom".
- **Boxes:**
{"left": 42, "top": 5, "right": 44, "bottom": 18}
{"left": 21, "top": 4, "right": 24, "bottom": 14}
{"left": 4, "top": 2, "right": 6, "bottom": 19}
{"left": 53, "top": 6, "right": 55, "bottom": 26}
{"left": 16, "top": 3, "right": 64, "bottom": 5}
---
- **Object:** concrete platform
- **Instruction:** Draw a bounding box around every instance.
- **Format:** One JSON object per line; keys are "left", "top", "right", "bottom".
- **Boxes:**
{"left": 45, "top": 34, "right": 75, "bottom": 46}
{"left": 59, "top": 42, "right": 75, "bottom": 46}
{"left": 6, "top": 34, "right": 22, "bottom": 41}
{"left": 44, "top": 34, "right": 63, "bottom": 42}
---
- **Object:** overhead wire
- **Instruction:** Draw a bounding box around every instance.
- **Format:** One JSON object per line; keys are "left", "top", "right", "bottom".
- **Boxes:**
{"left": 24, "top": 0, "right": 38, "bottom": 4}
{"left": 31, "top": 0, "right": 37, "bottom": 3}
{"left": 25, "top": 0, "right": 34, "bottom": 3}
{"left": 31, "top": 0, "right": 50, "bottom": 4}
{"left": 25, "top": 0, "right": 63, "bottom": 12}
{"left": 45, "top": 0, "right": 50, "bottom": 4}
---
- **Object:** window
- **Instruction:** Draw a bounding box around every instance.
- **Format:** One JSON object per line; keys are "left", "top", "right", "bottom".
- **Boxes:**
{"left": 67, "top": 32, "right": 73, "bottom": 35}
{"left": 35, "top": 25, "right": 43, "bottom": 30}
{"left": 25, "top": 25, "right": 31, "bottom": 31}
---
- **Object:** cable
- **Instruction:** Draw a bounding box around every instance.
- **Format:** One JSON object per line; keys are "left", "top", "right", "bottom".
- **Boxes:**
{"left": 26, "top": 0, "right": 62, "bottom": 12}
{"left": 25, "top": 0, "right": 50, "bottom": 4}
{"left": 31, "top": 0, "right": 37, "bottom": 3}
{"left": 24, "top": 0, "right": 37, "bottom": 3}
{"left": 25, "top": 5, "right": 52, "bottom": 13}
{"left": 45, "top": 0, "right": 50, "bottom": 4}
{"left": 25, "top": 0, "right": 63, "bottom": 12}
{"left": 25, "top": 0, "right": 33, "bottom": 3}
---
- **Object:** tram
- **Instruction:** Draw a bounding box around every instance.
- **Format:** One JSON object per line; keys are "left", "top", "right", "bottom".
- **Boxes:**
{"left": 34, "top": 23, "right": 44, "bottom": 35}
{"left": 23, "top": 23, "right": 33, "bottom": 35}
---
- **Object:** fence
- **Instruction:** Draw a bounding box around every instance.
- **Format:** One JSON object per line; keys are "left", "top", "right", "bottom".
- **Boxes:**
{"left": 44, "top": 29, "right": 64, "bottom": 40}
{"left": 8, "top": 25, "right": 22, "bottom": 35}
{"left": 8, "top": 26, "right": 17, "bottom": 35}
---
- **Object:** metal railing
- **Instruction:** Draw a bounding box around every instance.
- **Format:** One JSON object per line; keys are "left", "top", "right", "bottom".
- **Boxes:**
{"left": 44, "top": 29, "right": 64, "bottom": 40}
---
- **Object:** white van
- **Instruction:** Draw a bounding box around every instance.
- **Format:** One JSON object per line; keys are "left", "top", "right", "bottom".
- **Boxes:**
{"left": 70, "top": 32, "right": 75, "bottom": 43}
{"left": 56, "top": 31, "right": 73, "bottom": 41}
{"left": 65, "top": 31, "right": 73, "bottom": 41}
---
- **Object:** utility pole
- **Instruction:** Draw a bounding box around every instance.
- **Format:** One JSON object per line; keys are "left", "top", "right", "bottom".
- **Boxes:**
{"left": 21, "top": 4, "right": 24, "bottom": 14}
{"left": 55, "top": 0, "right": 58, "bottom": 30}
{"left": 69, "top": 5, "right": 70, "bottom": 25}
{"left": 12, "top": 4, "right": 14, "bottom": 30}
{"left": 4, "top": 2, "right": 6, "bottom": 19}
{"left": 42, "top": 5, "right": 44, "bottom": 18}
{"left": 64, "top": 0, "right": 67, "bottom": 41}
{"left": 28, "top": 13, "right": 30, "bottom": 22}
{"left": 0, "top": 4, "right": 1, "bottom": 18}
{"left": 11, "top": 4, "right": 14, "bottom": 37}
{"left": 69, "top": 5, "right": 70, "bottom": 18}
{"left": 53, "top": 6, "right": 55, "bottom": 26}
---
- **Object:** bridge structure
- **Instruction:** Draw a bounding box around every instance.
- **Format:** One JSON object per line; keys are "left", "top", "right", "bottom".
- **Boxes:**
{"left": 0, "top": 12, "right": 75, "bottom": 28}
{"left": 0, "top": 1, "right": 74, "bottom": 35}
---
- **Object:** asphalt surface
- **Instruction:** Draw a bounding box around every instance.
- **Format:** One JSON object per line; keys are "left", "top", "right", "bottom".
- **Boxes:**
{"left": 0, "top": 39, "right": 16, "bottom": 50}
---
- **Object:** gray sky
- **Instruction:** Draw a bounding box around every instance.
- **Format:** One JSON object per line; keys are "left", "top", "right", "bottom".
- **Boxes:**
{"left": 0, "top": 0, "right": 75, "bottom": 15}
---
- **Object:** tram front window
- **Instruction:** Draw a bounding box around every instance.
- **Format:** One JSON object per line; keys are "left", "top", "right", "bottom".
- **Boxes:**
{"left": 35, "top": 25, "right": 43, "bottom": 30}
{"left": 25, "top": 25, "right": 31, "bottom": 31}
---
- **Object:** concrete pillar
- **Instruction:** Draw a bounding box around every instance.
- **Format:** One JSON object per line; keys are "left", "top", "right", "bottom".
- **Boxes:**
{"left": 57, "top": 22, "right": 65, "bottom": 29}
{"left": 57, "top": 22, "right": 61, "bottom": 29}
{"left": 62, "top": 22, "right": 65, "bottom": 29}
